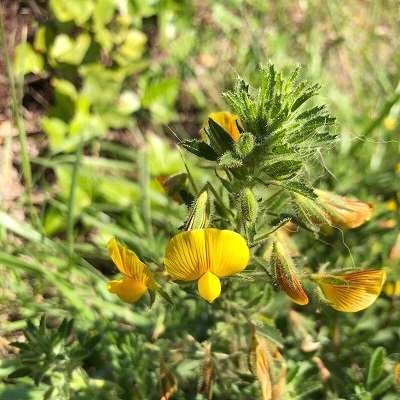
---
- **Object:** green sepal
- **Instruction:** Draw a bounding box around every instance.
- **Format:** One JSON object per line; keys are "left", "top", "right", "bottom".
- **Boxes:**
{"left": 179, "top": 139, "right": 219, "bottom": 161}
{"left": 149, "top": 289, "right": 156, "bottom": 308}
{"left": 254, "top": 216, "right": 292, "bottom": 243}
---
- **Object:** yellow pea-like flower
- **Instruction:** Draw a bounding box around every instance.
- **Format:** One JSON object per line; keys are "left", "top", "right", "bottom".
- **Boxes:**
{"left": 107, "top": 238, "right": 157, "bottom": 303}
{"left": 313, "top": 270, "right": 386, "bottom": 312}
{"left": 164, "top": 228, "right": 250, "bottom": 303}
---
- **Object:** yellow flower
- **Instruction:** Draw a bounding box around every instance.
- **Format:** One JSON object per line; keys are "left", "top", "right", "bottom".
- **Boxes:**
{"left": 107, "top": 238, "right": 157, "bottom": 303}
{"left": 385, "top": 282, "right": 400, "bottom": 297}
{"left": 164, "top": 228, "right": 250, "bottom": 303}
{"left": 312, "top": 270, "right": 386, "bottom": 312}
{"left": 202, "top": 111, "right": 242, "bottom": 142}
{"left": 315, "top": 189, "right": 375, "bottom": 229}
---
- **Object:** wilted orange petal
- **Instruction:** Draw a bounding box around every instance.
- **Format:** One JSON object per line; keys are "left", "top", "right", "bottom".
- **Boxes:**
{"left": 315, "top": 190, "right": 375, "bottom": 229}
{"left": 316, "top": 270, "right": 386, "bottom": 312}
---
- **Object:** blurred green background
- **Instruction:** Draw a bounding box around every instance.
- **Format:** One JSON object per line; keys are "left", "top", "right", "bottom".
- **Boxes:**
{"left": 0, "top": 0, "right": 399, "bottom": 399}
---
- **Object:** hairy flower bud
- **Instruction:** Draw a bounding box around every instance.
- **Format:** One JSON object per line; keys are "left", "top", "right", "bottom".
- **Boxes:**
{"left": 185, "top": 189, "right": 210, "bottom": 231}
{"left": 268, "top": 240, "right": 309, "bottom": 305}
{"left": 234, "top": 132, "right": 255, "bottom": 157}
{"left": 240, "top": 188, "right": 258, "bottom": 225}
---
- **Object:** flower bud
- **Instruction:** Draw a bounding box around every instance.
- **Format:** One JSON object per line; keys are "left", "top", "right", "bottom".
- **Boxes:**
{"left": 249, "top": 328, "right": 287, "bottom": 400}
{"left": 234, "top": 132, "right": 254, "bottom": 157}
{"left": 185, "top": 189, "right": 210, "bottom": 231}
{"left": 291, "top": 192, "right": 330, "bottom": 230}
{"left": 201, "top": 111, "right": 241, "bottom": 142}
{"left": 240, "top": 188, "right": 258, "bottom": 225}
{"left": 268, "top": 240, "right": 309, "bottom": 305}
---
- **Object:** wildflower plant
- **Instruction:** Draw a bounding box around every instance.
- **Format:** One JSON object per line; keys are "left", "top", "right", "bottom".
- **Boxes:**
{"left": 102, "top": 63, "right": 388, "bottom": 398}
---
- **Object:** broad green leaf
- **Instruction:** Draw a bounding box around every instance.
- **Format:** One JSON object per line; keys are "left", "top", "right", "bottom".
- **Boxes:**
{"left": 14, "top": 43, "right": 44, "bottom": 75}
{"left": 49, "top": 33, "right": 91, "bottom": 65}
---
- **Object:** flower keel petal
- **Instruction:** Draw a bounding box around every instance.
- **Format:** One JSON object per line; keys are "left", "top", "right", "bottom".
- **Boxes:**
{"left": 198, "top": 271, "right": 221, "bottom": 303}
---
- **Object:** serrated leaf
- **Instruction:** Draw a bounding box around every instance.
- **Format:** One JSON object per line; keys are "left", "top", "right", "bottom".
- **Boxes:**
{"left": 179, "top": 139, "right": 219, "bottom": 161}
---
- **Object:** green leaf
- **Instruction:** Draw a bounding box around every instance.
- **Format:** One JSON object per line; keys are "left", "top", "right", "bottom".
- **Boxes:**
{"left": 205, "top": 117, "right": 235, "bottom": 155}
{"left": 14, "top": 43, "right": 44, "bottom": 75}
{"left": 282, "top": 181, "right": 317, "bottom": 200}
{"left": 49, "top": 0, "right": 95, "bottom": 24}
{"left": 179, "top": 139, "right": 219, "bottom": 161}
{"left": 264, "top": 158, "right": 302, "bottom": 180}
{"left": 49, "top": 33, "right": 91, "bottom": 65}
{"left": 367, "top": 346, "right": 386, "bottom": 387}
{"left": 156, "top": 286, "right": 174, "bottom": 305}
{"left": 8, "top": 367, "right": 32, "bottom": 379}
{"left": 252, "top": 322, "right": 284, "bottom": 348}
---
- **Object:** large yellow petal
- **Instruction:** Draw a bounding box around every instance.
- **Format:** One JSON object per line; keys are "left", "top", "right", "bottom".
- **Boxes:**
{"left": 107, "top": 238, "right": 157, "bottom": 290}
{"left": 107, "top": 278, "right": 147, "bottom": 303}
{"left": 316, "top": 270, "right": 386, "bottom": 312}
{"left": 164, "top": 230, "right": 208, "bottom": 281}
{"left": 205, "top": 228, "right": 250, "bottom": 277}
{"left": 198, "top": 270, "right": 221, "bottom": 303}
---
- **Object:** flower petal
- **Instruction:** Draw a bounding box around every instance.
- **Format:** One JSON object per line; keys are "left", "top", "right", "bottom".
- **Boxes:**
{"left": 107, "top": 238, "right": 157, "bottom": 289}
{"left": 164, "top": 230, "right": 208, "bottom": 281}
{"left": 315, "top": 190, "right": 375, "bottom": 229}
{"left": 316, "top": 270, "right": 386, "bottom": 312}
{"left": 204, "top": 228, "right": 250, "bottom": 277}
{"left": 198, "top": 270, "right": 221, "bottom": 303}
{"left": 107, "top": 278, "right": 147, "bottom": 303}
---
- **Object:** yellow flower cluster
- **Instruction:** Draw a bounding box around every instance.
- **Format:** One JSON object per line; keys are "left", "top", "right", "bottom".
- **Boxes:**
{"left": 107, "top": 228, "right": 250, "bottom": 304}
{"left": 105, "top": 111, "right": 386, "bottom": 312}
